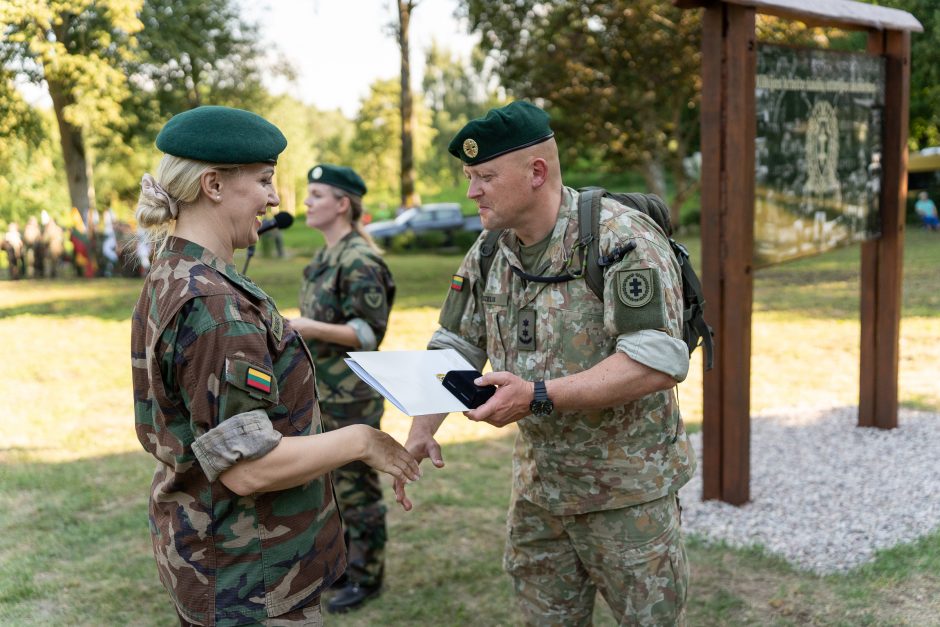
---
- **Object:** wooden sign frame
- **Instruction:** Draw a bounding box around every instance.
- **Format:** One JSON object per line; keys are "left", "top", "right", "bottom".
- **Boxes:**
{"left": 677, "top": 0, "right": 922, "bottom": 504}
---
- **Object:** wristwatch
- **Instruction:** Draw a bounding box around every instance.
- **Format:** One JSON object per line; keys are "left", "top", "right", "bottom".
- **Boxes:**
{"left": 529, "top": 380, "right": 554, "bottom": 417}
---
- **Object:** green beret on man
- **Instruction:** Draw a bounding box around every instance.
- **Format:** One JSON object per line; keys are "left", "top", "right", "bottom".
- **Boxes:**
{"left": 156, "top": 105, "right": 287, "bottom": 164}
{"left": 307, "top": 164, "right": 368, "bottom": 197}
{"left": 448, "top": 100, "right": 554, "bottom": 165}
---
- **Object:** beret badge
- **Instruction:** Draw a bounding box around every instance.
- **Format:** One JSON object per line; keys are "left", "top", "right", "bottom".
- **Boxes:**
{"left": 311, "top": 166, "right": 323, "bottom": 180}
{"left": 463, "top": 138, "right": 479, "bottom": 159}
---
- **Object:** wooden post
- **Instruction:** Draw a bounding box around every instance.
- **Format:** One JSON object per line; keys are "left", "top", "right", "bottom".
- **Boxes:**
{"left": 700, "top": 2, "right": 756, "bottom": 504}
{"left": 859, "top": 30, "right": 910, "bottom": 429}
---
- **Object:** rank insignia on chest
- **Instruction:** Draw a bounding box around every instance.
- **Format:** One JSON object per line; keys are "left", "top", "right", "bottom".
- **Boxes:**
{"left": 450, "top": 274, "right": 466, "bottom": 291}
{"left": 271, "top": 311, "right": 284, "bottom": 343}
{"left": 618, "top": 269, "right": 654, "bottom": 307}
{"left": 246, "top": 367, "right": 273, "bottom": 393}
{"left": 518, "top": 308, "right": 536, "bottom": 351}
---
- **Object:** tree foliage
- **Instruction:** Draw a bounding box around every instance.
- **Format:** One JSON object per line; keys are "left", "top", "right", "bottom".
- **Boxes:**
{"left": 1, "top": 0, "right": 143, "bottom": 220}
{"left": 349, "top": 78, "right": 433, "bottom": 214}
{"left": 460, "top": 0, "right": 701, "bottom": 218}
{"left": 126, "top": 0, "right": 275, "bottom": 135}
{"left": 422, "top": 42, "right": 502, "bottom": 188}
{"left": 871, "top": 0, "right": 940, "bottom": 150}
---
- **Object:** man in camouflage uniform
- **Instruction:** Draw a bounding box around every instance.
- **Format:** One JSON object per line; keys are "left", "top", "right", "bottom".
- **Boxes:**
{"left": 292, "top": 164, "right": 395, "bottom": 613}
{"left": 396, "top": 101, "right": 696, "bottom": 625}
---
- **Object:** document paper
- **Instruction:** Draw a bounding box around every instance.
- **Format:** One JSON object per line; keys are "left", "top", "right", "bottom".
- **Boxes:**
{"left": 345, "top": 349, "right": 477, "bottom": 416}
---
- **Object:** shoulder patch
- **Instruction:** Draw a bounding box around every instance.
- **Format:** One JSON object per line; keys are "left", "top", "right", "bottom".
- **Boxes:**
{"left": 618, "top": 269, "right": 654, "bottom": 307}
{"left": 363, "top": 286, "right": 385, "bottom": 309}
{"left": 450, "top": 274, "right": 466, "bottom": 291}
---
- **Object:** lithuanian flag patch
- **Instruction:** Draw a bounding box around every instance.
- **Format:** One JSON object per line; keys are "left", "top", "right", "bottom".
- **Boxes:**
{"left": 451, "top": 274, "right": 466, "bottom": 291}
{"left": 246, "top": 367, "right": 273, "bottom": 393}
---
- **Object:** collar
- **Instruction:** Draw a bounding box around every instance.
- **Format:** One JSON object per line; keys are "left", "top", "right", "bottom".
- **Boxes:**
{"left": 162, "top": 236, "right": 269, "bottom": 301}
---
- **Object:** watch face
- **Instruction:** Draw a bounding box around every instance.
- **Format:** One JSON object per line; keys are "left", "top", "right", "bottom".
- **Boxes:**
{"left": 530, "top": 399, "right": 554, "bottom": 416}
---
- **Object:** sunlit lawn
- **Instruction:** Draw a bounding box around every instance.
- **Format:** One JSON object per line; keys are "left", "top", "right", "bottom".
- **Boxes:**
{"left": 1, "top": 229, "right": 938, "bottom": 625}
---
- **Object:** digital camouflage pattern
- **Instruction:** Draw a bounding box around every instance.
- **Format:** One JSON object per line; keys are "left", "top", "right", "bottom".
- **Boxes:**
{"left": 320, "top": 398, "right": 387, "bottom": 587}
{"left": 132, "top": 237, "right": 345, "bottom": 626}
{"left": 438, "top": 186, "right": 696, "bottom": 516}
{"left": 435, "top": 186, "right": 695, "bottom": 623}
{"left": 504, "top": 494, "right": 688, "bottom": 626}
{"left": 299, "top": 231, "right": 395, "bottom": 404}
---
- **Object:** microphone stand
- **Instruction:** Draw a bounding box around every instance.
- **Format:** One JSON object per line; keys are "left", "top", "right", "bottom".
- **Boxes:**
{"left": 242, "top": 245, "right": 256, "bottom": 274}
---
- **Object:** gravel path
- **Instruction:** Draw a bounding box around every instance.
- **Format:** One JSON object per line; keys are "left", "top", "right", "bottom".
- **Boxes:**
{"left": 677, "top": 406, "right": 940, "bottom": 574}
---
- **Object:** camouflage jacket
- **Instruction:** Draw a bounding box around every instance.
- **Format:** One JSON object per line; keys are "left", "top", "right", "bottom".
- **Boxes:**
{"left": 299, "top": 231, "right": 394, "bottom": 404}
{"left": 436, "top": 187, "right": 696, "bottom": 516}
{"left": 132, "top": 237, "right": 345, "bottom": 626}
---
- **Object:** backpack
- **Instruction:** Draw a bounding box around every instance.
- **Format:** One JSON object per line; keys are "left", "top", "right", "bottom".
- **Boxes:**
{"left": 479, "top": 186, "right": 714, "bottom": 370}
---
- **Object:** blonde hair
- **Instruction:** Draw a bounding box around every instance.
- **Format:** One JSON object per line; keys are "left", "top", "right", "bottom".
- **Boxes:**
{"left": 331, "top": 188, "right": 382, "bottom": 254}
{"left": 135, "top": 154, "right": 241, "bottom": 249}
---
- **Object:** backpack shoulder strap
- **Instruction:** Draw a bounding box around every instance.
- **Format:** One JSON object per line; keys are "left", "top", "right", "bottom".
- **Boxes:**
{"left": 478, "top": 229, "right": 501, "bottom": 285}
{"left": 577, "top": 187, "right": 605, "bottom": 301}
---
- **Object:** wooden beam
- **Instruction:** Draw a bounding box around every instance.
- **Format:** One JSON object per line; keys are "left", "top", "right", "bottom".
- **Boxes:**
{"left": 700, "top": 2, "right": 756, "bottom": 504}
{"left": 859, "top": 30, "right": 908, "bottom": 430}
{"left": 700, "top": 4, "right": 723, "bottom": 501}
{"left": 675, "top": 0, "right": 922, "bottom": 32}
{"left": 720, "top": 3, "right": 756, "bottom": 505}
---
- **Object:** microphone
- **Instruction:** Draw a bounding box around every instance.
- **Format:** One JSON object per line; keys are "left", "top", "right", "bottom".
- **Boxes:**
{"left": 258, "top": 212, "right": 294, "bottom": 235}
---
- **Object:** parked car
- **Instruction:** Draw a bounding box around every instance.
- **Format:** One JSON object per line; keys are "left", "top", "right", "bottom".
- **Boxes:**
{"left": 365, "top": 203, "right": 482, "bottom": 244}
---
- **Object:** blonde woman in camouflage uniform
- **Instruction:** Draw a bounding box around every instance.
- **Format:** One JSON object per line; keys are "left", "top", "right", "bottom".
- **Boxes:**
{"left": 290, "top": 164, "right": 395, "bottom": 614}
{"left": 396, "top": 101, "right": 696, "bottom": 625}
{"left": 131, "top": 107, "right": 418, "bottom": 627}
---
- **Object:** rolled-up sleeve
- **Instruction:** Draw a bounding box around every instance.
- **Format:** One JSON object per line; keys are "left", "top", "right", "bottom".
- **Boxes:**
{"left": 347, "top": 317, "right": 378, "bottom": 351}
{"left": 191, "top": 409, "right": 282, "bottom": 482}
{"left": 616, "top": 329, "right": 690, "bottom": 382}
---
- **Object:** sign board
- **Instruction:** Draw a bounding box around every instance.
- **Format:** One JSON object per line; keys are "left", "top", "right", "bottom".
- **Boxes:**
{"left": 754, "top": 44, "right": 885, "bottom": 267}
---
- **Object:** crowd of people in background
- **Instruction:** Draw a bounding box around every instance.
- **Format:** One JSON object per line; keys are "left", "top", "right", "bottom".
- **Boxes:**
{"left": 1, "top": 207, "right": 152, "bottom": 280}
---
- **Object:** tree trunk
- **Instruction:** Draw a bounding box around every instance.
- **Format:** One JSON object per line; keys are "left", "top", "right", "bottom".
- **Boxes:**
{"left": 47, "top": 77, "right": 94, "bottom": 226}
{"left": 398, "top": 1, "right": 417, "bottom": 209}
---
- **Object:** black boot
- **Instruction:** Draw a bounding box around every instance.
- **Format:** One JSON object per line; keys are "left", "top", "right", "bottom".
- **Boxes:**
{"left": 328, "top": 571, "right": 348, "bottom": 590}
{"left": 325, "top": 580, "right": 382, "bottom": 614}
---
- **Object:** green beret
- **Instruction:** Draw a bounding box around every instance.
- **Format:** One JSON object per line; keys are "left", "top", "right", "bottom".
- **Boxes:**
{"left": 155, "top": 106, "right": 287, "bottom": 164}
{"left": 307, "top": 164, "right": 367, "bottom": 197}
{"left": 448, "top": 100, "right": 554, "bottom": 165}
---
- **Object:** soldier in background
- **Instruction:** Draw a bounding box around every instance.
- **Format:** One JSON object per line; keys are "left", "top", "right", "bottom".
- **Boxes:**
{"left": 290, "top": 164, "right": 395, "bottom": 614}
{"left": 40, "top": 211, "right": 64, "bottom": 278}
{"left": 3, "top": 222, "right": 23, "bottom": 280}
{"left": 395, "top": 101, "right": 696, "bottom": 625}
{"left": 22, "top": 216, "right": 41, "bottom": 278}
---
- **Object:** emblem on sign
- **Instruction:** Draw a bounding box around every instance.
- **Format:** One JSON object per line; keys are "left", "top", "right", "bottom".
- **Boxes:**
{"left": 463, "top": 138, "right": 479, "bottom": 159}
{"left": 618, "top": 269, "right": 653, "bottom": 307}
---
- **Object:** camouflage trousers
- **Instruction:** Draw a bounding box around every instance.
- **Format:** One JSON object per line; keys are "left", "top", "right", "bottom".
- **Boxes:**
{"left": 503, "top": 492, "right": 688, "bottom": 626}
{"left": 320, "top": 399, "right": 387, "bottom": 587}
{"left": 176, "top": 602, "right": 321, "bottom": 626}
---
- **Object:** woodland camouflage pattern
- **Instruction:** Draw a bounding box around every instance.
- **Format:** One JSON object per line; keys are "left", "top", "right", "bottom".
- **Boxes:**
{"left": 438, "top": 186, "right": 696, "bottom": 515}
{"left": 299, "top": 231, "right": 394, "bottom": 404}
{"left": 320, "top": 398, "right": 387, "bottom": 587}
{"left": 299, "top": 231, "right": 394, "bottom": 588}
{"left": 132, "top": 237, "right": 345, "bottom": 626}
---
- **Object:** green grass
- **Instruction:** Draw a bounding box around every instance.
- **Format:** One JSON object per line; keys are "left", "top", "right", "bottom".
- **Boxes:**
{"left": 1, "top": 230, "right": 939, "bottom": 625}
